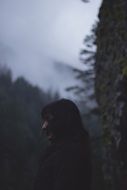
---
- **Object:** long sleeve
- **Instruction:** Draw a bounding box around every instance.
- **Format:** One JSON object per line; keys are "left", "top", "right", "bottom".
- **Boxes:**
{"left": 54, "top": 146, "right": 91, "bottom": 190}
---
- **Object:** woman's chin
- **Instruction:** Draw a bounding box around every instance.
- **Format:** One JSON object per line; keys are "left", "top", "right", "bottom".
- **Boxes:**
{"left": 47, "top": 134, "right": 54, "bottom": 141}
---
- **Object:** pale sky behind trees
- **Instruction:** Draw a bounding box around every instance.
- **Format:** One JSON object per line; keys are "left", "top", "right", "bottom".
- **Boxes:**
{"left": 0, "top": 0, "right": 102, "bottom": 94}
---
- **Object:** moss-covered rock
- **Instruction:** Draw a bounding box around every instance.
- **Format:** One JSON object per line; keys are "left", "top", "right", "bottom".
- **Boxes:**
{"left": 95, "top": 0, "right": 127, "bottom": 190}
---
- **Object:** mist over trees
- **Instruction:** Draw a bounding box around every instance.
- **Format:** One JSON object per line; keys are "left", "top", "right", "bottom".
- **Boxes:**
{"left": 0, "top": 64, "right": 60, "bottom": 190}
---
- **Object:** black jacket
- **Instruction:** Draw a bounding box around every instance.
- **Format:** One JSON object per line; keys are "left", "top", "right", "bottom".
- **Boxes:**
{"left": 34, "top": 99, "right": 92, "bottom": 190}
{"left": 34, "top": 138, "right": 91, "bottom": 190}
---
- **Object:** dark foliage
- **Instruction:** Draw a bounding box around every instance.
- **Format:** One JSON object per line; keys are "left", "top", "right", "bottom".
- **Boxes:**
{"left": 66, "top": 21, "right": 105, "bottom": 189}
{"left": 0, "top": 65, "right": 59, "bottom": 190}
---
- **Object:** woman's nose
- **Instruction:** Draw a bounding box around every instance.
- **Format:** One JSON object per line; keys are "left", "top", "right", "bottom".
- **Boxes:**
{"left": 42, "top": 121, "right": 48, "bottom": 129}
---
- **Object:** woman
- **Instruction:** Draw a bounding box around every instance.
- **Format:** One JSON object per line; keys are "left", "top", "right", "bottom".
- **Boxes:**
{"left": 34, "top": 99, "right": 92, "bottom": 190}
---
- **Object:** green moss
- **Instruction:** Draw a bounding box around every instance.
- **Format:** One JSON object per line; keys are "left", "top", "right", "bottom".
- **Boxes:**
{"left": 99, "top": 83, "right": 107, "bottom": 92}
{"left": 122, "top": 66, "right": 127, "bottom": 77}
{"left": 118, "top": 58, "right": 127, "bottom": 67}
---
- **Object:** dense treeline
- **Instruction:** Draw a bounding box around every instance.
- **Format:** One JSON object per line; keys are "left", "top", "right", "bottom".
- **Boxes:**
{"left": 0, "top": 65, "right": 59, "bottom": 190}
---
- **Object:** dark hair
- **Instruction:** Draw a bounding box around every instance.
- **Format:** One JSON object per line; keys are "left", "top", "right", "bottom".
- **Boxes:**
{"left": 41, "top": 99, "right": 89, "bottom": 141}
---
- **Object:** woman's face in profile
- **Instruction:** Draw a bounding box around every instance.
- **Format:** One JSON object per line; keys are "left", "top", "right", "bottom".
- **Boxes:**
{"left": 41, "top": 113, "right": 54, "bottom": 140}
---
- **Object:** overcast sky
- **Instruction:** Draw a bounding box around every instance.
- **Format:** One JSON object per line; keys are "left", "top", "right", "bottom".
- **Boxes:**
{"left": 0, "top": 0, "right": 102, "bottom": 95}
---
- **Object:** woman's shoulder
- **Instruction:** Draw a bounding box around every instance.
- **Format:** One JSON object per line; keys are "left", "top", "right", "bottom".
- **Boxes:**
{"left": 54, "top": 140, "right": 85, "bottom": 163}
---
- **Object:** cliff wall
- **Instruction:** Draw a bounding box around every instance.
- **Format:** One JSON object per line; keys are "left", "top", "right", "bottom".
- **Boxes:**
{"left": 95, "top": 0, "right": 127, "bottom": 189}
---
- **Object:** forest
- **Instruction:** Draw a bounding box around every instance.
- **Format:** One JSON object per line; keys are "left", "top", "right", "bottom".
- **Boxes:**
{"left": 0, "top": 0, "right": 127, "bottom": 190}
{"left": 0, "top": 65, "right": 60, "bottom": 190}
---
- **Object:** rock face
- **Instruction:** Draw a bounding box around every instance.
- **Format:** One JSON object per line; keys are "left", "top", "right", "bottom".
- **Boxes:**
{"left": 95, "top": 0, "right": 127, "bottom": 190}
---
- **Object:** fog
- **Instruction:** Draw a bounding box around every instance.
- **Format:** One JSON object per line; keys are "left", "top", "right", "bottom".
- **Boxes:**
{"left": 0, "top": 0, "right": 102, "bottom": 94}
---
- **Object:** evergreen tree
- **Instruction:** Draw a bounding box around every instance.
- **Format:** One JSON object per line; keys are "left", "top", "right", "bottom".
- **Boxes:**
{"left": 0, "top": 65, "right": 60, "bottom": 190}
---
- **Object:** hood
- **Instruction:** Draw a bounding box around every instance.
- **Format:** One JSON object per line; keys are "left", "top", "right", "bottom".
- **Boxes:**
{"left": 41, "top": 99, "right": 88, "bottom": 142}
